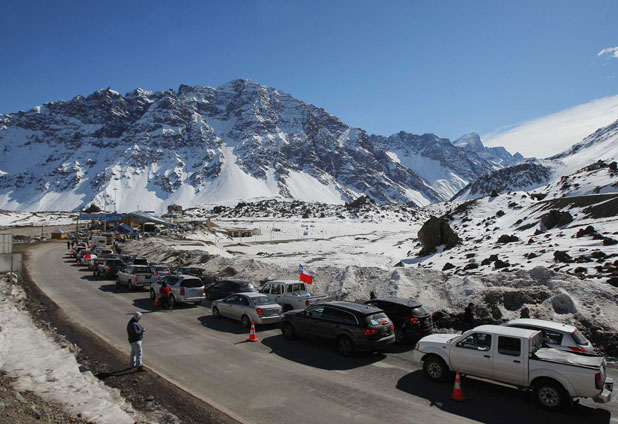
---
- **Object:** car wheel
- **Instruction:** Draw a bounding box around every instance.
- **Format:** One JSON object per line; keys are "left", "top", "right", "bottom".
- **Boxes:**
{"left": 150, "top": 289, "right": 156, "bottom": 301}
{"left": 533, "top": 380, "right": 567, "bottom": 411}
{"left": 337, "top": 335, "right": 354, "bottom": 357}
{"left": 128, "top": 281, "right": 134, "bottom": 291}
{"left": 422, "top": 355, "right": 449, "bottom": 382}
{"left": 394, "top": 327, "right": 407, "bottom": 344}
{"left": 170, "top": 295, "right": 176, "bottom": 308}
{"left": 212, "top": 306, "right": 221, "bottom": 318}
{"left": 281, "top": 322, "right": 296, "bottom": 340}
{"left": 241, "top": 315, "right": 252, "bottom": 329}
{"left": 283, "top": 304, "right": 293, "bottom": 312}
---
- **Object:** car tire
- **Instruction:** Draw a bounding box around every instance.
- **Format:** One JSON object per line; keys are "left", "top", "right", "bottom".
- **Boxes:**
{"left": 128, "top": 281, "right": 134, "bottom": 291}
{"left": 337, "top": 335, "right": 354, "bottom": 357}
{"left": 150, "top": 289, "right": 156, "bottom": 301}
{"left": 422, "top": 355, "right": 449, "bottom": 383}
{"left": 212, "top": 307, "right": 221, "bottom": 318}
{"left": 170, "top": 295, "right": 176, "bottom": 308}
{"left": 241, "top": 315, "right": 251, "bottom": 329}
{"left": 533, "top": 379, "right": 567, "bottom": 411}
{"left": 281, "top": 322, "right": 296, "bottom": 340}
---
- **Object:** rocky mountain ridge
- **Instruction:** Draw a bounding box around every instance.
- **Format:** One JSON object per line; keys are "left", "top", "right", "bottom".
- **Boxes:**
{"left": 0, "top": 79, "right": 520, "bottom": 212}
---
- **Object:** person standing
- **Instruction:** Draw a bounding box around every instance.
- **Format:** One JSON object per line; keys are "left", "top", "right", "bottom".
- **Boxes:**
{"left": 462, "top": 302, "right": 475, "bottom": 332}
{"left": 127, "top": 312, "right": 146, "bottom": 371}
{"left": 159, "top": 281, "right": 172, "bottom": 311}
{"left": 520, "top": 305, "right": 530, "bottom": 319}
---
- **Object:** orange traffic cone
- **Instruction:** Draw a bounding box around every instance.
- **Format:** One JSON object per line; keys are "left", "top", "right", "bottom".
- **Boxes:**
{"left": 154, "top": 295, "right": 159, "bottom": 306}
{"left": 247, "top": 322, "right": 258, "bottom": 342}
{"left": 450, "top": 371, "right": 466, "bottom": 401}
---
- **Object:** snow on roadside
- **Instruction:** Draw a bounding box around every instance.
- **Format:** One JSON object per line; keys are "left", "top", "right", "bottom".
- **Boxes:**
{"left": 0, "top": 273, "right": 141, "bottom": 424}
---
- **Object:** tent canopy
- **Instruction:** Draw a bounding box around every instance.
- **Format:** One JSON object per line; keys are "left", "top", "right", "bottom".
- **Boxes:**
{"left": 114, "top": 223, "right": 134, "bottom": 233}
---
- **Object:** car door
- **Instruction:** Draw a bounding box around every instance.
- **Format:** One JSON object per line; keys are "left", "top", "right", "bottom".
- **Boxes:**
{"left": 271, "top": 283, "right": 284, "bottom": 305}
{"left": 450, "top": 332, "right": 494, "bottom": 379}
{"left": 218, "top": 295, "right": 237, "bottom": 318}
{"left": 296, "top": 305, "right": 325, "bottom": 338}
{"left": 492, "top": 336, "right": 525, "bottom": 386}
{"left": 320, "top": 307, "right": 357, "bottom": 341}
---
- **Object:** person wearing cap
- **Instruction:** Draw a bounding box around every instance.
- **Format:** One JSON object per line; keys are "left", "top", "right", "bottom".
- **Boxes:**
{"left": 127, "top": 312, "right": 146, "bottom": 371}
{"left": 520, "top": 305, "right": 530, "bottom": 319}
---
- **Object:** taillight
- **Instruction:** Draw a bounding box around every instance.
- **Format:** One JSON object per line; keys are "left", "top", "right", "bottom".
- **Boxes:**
{"left": 409, "top": 317, "right": 419, "bottom": 323}
{"left": 180, "top": 287, "right": 185, "bottom": 295}
{"left": 202, "top": 287, "right": 205, "bottom": 294}
{"left": 391, "top": 324, "right": 394, "bottom": 330}
{"left": 363, "top": 329, "right": 377, "bottom": 336}
{"left": 257, "top": 308, "right": 263, "bottom": 316}
{"left": 305, "top": 300, "right": 310, "bottom": 306}
{"left": 595, "top": 372, "right": 602, "bottom": 390}
{"left": 107, "top": 266, "right": 111, "bottom": 270}
{"left": 568, "top": 346, "right": 587, "bottom": 353}
{"left": 135, "top": 277, "right": 138, "bottom": 282}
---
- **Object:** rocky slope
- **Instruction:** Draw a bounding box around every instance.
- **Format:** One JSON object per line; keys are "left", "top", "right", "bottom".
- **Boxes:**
{"left": 0, "top": 79, "right": 519, "bottom": 212}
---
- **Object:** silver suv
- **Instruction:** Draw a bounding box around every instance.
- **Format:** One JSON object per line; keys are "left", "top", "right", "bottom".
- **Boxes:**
{"left": 503, "top": 318, "right": 595, "bottom": 354}
{"left": 150, "top": 275, "right": 205, "bottom": 307}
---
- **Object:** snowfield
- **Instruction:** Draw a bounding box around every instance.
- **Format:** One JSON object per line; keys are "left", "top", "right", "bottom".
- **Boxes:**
{"left": 0, "top": 274, "right": 139, "bottom": 423}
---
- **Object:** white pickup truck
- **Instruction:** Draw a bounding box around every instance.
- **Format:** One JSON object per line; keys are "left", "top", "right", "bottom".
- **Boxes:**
{"left": 414, "top": 325, "right": 613, "bottom": 410}
{"left": 259, "top": 280, "right": 329, "bottom": 312}
{"left": 116, "top": 265, "right": 158, "bottom": 290}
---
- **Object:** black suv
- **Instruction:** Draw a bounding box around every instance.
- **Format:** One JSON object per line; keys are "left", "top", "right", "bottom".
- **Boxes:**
{"left": 205, "top": 280, "right": 256, "bottom": 300}
{"left": 171, "top": 266, "right": 204, "bottom": 278}
{"left": 281, "top": 301, "right": 395, "bottom": 356}
{"left": 364, "top": 298, "right": 433, "bottom": 343}
{"left": 95, "top": 258, "right": 125, "bottom": 279}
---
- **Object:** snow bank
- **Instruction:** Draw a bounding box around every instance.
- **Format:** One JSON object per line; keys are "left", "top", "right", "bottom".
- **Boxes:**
{"left": 0, "top": 274, "right": 140, "bottom": 424}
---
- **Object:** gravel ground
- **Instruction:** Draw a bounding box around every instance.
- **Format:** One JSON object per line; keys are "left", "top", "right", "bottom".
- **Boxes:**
{"left": 2, "top": 241, "right": 239, "bottom": 424}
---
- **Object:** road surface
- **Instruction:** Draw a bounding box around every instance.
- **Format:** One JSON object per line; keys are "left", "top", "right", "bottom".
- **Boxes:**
{"left": 30, "top": 242, "right": 617, "bottom": 424}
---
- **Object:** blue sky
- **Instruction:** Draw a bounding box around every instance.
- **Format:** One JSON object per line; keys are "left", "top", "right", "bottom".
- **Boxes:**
{"left": 1, "top": 0, "right": 617, "bottom": 146}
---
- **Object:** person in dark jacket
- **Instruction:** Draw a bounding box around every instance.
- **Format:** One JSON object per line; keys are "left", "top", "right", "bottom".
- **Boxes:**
{"left": 520, "top": 305, "right": 530, "bottom": 319}
{"left": 159, "top": 282, "right": 172, "bottom": 311}
{"left": 127, "top": 312, "right": 146, "bottom": 370}
{"left": 462, "top": 302, "right": 475, "bottom": 332}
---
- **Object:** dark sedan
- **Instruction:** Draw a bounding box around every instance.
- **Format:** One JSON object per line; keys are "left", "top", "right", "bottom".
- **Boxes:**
{"left": 281, "top": 301, "right": 395, "bottom": 356}
{"left": 365, "top": 297, "right": 433, "bottom": 343}
{"left": 205, "top": 280, "right": 256, "bottom": 300}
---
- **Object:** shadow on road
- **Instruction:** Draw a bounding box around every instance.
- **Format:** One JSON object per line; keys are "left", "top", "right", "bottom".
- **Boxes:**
{"left": 261, "top": 334, "right": 387, "bottom": 371}
{"left": 197, "top": 315, "right": 248, "bottom": 335}
{"left": 97, "top": 284, "right": 118, "bottom": 293}
{"left": 396, "top": 371, "right": 611, "bottom": 424}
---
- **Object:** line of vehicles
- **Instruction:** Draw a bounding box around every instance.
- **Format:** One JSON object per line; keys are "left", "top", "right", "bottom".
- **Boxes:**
{"left": 67, "top": 240, "right": 613, "bottom": 411}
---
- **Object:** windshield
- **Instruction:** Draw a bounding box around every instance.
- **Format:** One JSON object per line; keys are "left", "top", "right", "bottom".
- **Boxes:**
{"left": 106, "top": 260, "right": 123, "bottom": 266}
{"left": 236, "top": 282, "right": 255, "bottom": 292}
{"left": 181, "top": 278, "right": 203, "bottom": 288}
{"left": 251, "top": 296, "right": 273, "bottom": 305}
{"left": 366, "top": 312, "right": 391, "bottom": 326}
{"left": 153, "top": 266, "right": 169, "bottom": 272}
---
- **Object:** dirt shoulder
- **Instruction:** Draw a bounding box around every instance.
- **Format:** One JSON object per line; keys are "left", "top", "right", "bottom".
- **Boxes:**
{"left": 12, "top": 241, "right": 239, "bottom": 424}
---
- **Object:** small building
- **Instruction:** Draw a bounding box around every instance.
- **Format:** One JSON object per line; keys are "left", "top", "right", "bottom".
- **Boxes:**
{"left": 225, "top": 227, "right": 254, "bottom": 238}
{"left": 167, "top": 204, "right": 183, "bottom": 215}
{"left": 51, "top": 229, "right": 68, "bottom": 239}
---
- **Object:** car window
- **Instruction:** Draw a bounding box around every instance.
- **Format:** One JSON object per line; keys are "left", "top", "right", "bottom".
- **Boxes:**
{"left": 181, "top": 278, "right": 203, "bottom": 288}
{"left": 133, "top": 266, "right": 152, "bottom": 274}
{"left": 225, "top": 295, "right": 239, "bottom": 303}
{"left": 411, "top": 306, "right": 429, "bottom": 317}
{"left": 239, "top": 296, "right": 250, "bottom": 306}
{"left": 323, "top": 307, "right": 357, "bottom": 324}
{"left": 272, "top": 284, "right": 282, "bottom": 294}
{"left": 236, "top": 282, "right": 255, "bottom": 291}
{"left": 259, "top": 284, "right": 271, "bottom": 294}
{"left": 542, "top": 329, "right": 563, "bottom": 345}
{"left": 366, "top": 312, "right": 390, "bottom": 326}
{"left": 456, "top": 333, "right": 492, "bottom": 351}
{"left": 287, "top": 283, "right": 306, "bottom": 293}
{"left": 165, "top": 276, "right": 179, "bottom": 284}
{"left": 498, "top": 336, "right": 521, "bottom": 356}
{"left": 306, "top": 306, "right": 325, "bottom": 318}
{"left": 571, "top": 330, "right": 588, "bottom": 345}
{"left": 251, "top": 296, "right": 272, "bottom": 305}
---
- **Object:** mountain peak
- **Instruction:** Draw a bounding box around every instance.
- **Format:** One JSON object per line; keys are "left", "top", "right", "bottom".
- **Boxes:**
{"left": 453, "top": 132, "right": 483, "bottom": 150}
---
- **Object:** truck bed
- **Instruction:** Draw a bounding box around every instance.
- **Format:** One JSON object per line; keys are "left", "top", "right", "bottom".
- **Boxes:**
{"left": 532, "top": 347, "right": 604, "bottom": 370}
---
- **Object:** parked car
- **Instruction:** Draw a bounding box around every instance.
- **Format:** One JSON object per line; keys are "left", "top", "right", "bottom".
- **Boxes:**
{"left": 414, "top": 325, "right": 613, "bottom": 410}
{"left": 212, "top": 292, "right": 283, "bottom": 327}
{"left": 95, "top": 258, "right": 125, "bottom": 279}
{"left": 151, "top": 264, "right": 171, "bottom": 280}
{"left": 205, "top": 280, "right": 256, "bottom": 300}
{"left": 503, "top": 318, "right": 595, "bottom": 354}
{"left": 131, "top": 257, "right": 149, "bottom": 266}
{"left": 280, "top": 301, "right": 396, "bottom": 356}
{"left": 150, "top": 275, "right": 205, "bottom": 307}
{"left": 90, "top": 257, "right": 106, "bottom": 272}
{"left": 259, "top": 280, "right": 328, "bottom": 311}
{"left": 171, "top": 266, "right": 204, "bottom": 278}
{"left": 117, "top": 265, "right": 158, "bottom": 290}
{"left": 119, "top": 254, "right": 134, "bottom": 265}
{"left": 364, "top": 297, "right": 433, "bottom": 343}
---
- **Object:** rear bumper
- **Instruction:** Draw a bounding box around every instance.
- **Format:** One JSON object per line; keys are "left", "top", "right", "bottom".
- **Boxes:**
{"left": 594, "top": 377, "right": 613, "bottom": 404}
{"left": 357, "top": 334, "right": 396, "bottom": 351}
{"left": 254, "top": 315, "right": 282, "bottom": 325}
{"left": 180, "top": 295, "right": 205, "bottom": 303}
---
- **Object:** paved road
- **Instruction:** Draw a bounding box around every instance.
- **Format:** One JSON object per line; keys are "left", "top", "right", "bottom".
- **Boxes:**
{"left": 30, "top": 242, "right": 617, "bottom": 424}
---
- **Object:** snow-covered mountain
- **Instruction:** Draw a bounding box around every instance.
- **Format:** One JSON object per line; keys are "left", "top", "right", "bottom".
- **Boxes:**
{"left": 453, "top": 132, "right": 524, "bottom": 168}
{"left": 453, "top": 118, "right": 618, "bottom": 201}
{"left": 0, "top": 79, "right": 519, "bottom": 212}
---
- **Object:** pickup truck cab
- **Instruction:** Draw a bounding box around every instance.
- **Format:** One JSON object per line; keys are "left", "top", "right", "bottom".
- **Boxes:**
{"left": 116, "top": 265, "right": 157, "bottom": 290}
{"left": 259, "top": 280, "right": 328, "bottom": 312}
{"left": 414, "top": 325, "right": 613, "bottom": 410}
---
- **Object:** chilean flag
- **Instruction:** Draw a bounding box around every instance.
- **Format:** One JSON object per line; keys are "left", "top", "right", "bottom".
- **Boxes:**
{"left": 299, "top": 264, "right": 313, "bottom": 285}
